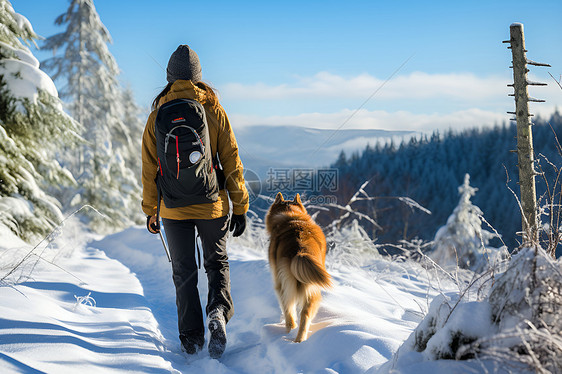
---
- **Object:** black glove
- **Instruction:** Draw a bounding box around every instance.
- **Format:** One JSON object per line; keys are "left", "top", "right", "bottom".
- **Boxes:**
{"left": 229, "top": 214, "right": 246, "bottom": 237}
{"left": 146, "top": 215, "right": 160, "bottom": 234}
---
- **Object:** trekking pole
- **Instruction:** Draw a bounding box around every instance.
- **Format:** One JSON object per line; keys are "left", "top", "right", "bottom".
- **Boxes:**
{"left": 158, "top": 223, "right": 172, "bottom": 263}
{"left": 156, "top": 181, "right": 172, "bottom": 262}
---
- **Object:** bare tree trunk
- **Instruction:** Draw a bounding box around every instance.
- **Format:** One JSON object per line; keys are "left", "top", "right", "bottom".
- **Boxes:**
{"left": 506, "top": 23, "right": 550, "bottom": 246}
{"left": 508, "top": 23, "right": 537, "bottom": 245}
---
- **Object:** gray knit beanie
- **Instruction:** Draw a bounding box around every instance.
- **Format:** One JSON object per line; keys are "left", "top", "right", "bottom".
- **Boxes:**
{"left": 166, "top": 45, "right": 202, "bottom": 83}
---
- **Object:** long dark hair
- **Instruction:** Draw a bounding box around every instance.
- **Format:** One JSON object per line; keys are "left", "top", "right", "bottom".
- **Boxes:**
{"left": 151, "top": 81, "right": 219, "bottom": 111}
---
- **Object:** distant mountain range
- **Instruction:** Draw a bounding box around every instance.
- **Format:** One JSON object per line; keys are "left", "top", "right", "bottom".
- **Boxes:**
{"left": 234, "top": 125, "right": 416, "bottom": 177}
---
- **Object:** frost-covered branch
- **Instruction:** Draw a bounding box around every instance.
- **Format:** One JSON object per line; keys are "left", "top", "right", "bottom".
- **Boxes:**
{"left": 397, "top": 197, "right": 432, "bottom": 215}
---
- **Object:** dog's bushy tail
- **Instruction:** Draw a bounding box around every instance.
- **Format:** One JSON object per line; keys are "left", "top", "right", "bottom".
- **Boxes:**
{"left": 290, "top": 253, "right": 332, "bottom": 288}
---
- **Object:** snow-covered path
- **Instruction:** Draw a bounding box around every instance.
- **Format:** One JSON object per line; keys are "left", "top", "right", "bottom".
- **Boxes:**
{"left": 0, "top": 223, "right": 454, "bottom": 373}
{"left": 93, "top": 226, "right": 437, "bottom": 373}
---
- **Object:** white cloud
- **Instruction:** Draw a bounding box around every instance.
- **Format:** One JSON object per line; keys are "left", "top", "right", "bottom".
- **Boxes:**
{"left": 222, "top": 71, "right": 561, "bottom": 133}
{"left": 229, "top": 108, "right": 508, "bottom": 133}
{"left": 221, "top": 71, "right": 510, "bottom": 102}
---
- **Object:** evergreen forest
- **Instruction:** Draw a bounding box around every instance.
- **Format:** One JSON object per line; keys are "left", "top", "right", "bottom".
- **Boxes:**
{"left": 328, "top": 111, "right": 562, "bottom": 252}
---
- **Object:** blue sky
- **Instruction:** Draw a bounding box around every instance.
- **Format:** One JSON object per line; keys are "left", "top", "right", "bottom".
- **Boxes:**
{"left": 11, "top": 0, "right": 562, "bottom": 132}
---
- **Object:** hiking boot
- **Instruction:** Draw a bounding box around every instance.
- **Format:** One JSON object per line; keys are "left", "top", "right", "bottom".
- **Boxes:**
{"left": 207, "top": 308, "right": 227, "bottom": 359}
{"left": 179, "top": 333, "right": 204, "bottom": 355}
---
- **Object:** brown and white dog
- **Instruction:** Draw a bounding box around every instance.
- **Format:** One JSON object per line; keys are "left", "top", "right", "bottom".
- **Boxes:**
{"left": 265, "top": 192, "right": 332, "bottom": 342}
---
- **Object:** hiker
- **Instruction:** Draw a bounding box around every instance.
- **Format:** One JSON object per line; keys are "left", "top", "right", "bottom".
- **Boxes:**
{"left": 141, "top": 44, "right": 249, "bottom": 358}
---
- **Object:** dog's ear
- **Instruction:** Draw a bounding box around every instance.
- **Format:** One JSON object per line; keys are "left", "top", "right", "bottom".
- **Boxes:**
{"left": 274, "top": 192, "right": 284, "bottom": 204}
{"left": 293, "top": 193, "right": 302, "bottom": 204}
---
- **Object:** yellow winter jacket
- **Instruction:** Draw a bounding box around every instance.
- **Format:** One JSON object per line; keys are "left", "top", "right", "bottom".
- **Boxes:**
{"left": 141, "top": 80, "right": 249, "bottom": 220}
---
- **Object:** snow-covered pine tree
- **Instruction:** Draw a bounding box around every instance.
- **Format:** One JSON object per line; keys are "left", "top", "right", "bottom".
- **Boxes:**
{"left": 99, "top": 86, "right": 144, "bottom": 227}
{"left": 429, "top": 174, "right": 506, "bottom": 272}
{"left": 41, "top": 0, "right": 142, "bottom": 230}
{"left": 118, "top": 86, "right": 144, "bottom": 180}
{"left": 0, "top": 0, "right": 81, "bottom": 241}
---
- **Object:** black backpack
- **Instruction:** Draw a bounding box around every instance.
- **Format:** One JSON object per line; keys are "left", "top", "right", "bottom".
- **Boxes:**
{"left": 154, "top": 98, "right": 221, "bottom": 209}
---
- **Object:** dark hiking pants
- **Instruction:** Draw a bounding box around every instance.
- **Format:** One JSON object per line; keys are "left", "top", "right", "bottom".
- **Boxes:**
{"left": 162, "top": 215, "right": 234, "bottom": 340}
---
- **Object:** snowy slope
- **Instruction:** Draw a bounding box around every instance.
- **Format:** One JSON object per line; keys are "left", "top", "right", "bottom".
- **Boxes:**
{"left": 0, "top": 223, "right": 172, "bottom": 373}
{"left": 0, "top": 221, "right": 462, "bottom": 373}
{"left": 235, "top": 125, "right": 416, "bottom": 177}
